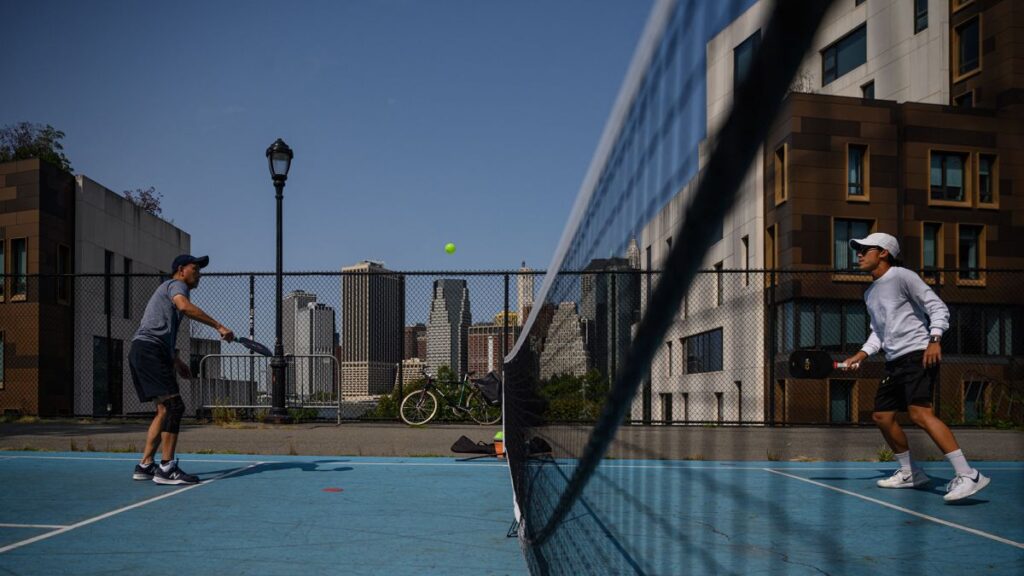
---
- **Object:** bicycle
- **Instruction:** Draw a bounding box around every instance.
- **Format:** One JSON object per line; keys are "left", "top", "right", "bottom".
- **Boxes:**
{"left": 399, "top": 370, "right": 502, "bottom": 426}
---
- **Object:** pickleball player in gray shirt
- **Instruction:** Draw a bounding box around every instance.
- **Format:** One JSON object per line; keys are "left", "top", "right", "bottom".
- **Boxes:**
{"left": 128, "top": 254, "right": 234, "bottom": 485}
{"left": 840, "top": 233, "right": 989, "bottom": 503}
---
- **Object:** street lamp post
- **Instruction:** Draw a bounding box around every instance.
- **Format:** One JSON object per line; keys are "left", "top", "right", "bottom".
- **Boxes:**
{"left": 266, "top": 138, "right": 293, "bottom": 423}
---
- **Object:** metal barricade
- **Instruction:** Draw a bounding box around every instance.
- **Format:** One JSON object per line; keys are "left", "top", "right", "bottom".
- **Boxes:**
{"left": 194, "top": 353, "right": 340, "bottom": 421}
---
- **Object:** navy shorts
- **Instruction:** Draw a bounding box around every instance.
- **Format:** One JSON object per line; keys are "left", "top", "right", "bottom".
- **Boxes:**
{"left": 129, "top": 340, "right": 179, "bottom": 403}
{"left": 874, "top": 350, "right": 937, "bottom": 412}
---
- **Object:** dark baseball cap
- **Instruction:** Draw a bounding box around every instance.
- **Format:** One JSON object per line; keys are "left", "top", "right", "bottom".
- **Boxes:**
{"left": 171, "top": 254, "right": 209, "bottom": 273}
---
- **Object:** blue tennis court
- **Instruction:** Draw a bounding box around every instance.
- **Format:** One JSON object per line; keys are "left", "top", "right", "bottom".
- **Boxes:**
{"left": 1, "top": 452, "right": 1021, "bottom": 575}
{"left": 0, "top": 452, "right": 525, "bottom": 576}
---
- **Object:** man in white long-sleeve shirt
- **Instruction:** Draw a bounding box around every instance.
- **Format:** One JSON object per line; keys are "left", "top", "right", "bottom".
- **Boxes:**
{"left": 841, "top": 232, "right": 989, "bottom": 503}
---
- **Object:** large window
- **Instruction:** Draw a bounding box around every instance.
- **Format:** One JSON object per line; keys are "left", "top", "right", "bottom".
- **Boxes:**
{"left": 978, "top": 154, "right": 997, "bottom": 206}
{"left": 733, "top": 31, "right": 761, "bottom": 91}
{"left": 666, "top": 340, "right": 673, "bottom": 376}
{"left": 777, "top": 300, "right": 870, "bottom": 354}
{"left": 683, "top": 328, "right": 723, "bottom": 374}
{"left": 11, "top": 238, "right": 27, "bottom": 299}
{"left": 955, "top": 17, "right": 980, "bottom": 78}
{"left": 944, "top": 306, "right": 1018, "bottom": 356}
{"left": 847, "top": 144, "right": 868, "bottom": 198}
{"left": 821, "top": 25, "right": 867, "bottom": 86}
{"left": 957, "top": 224, "right": 985, "bottom": 283}
{"left": 833, "top": 218, "right": 872, "bottom": 271}
{"left": 930, "top": 151, "right": 968, "bottom": 203}
{"left": 660, "top": 393, "right": 673, "bottom": 424}
{"left": 922, "top": 222, "right": 943, "bottom": 283}
{"left": 914, "top": 0, "right": 928, "bottom": 34}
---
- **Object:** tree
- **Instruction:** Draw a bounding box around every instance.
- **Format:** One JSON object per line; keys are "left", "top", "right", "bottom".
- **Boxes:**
{"left": 0, "top": 122, "right": 73, "bottom": 172}
{"left": 123, "top": 186, "right": 164, "bottom": 217}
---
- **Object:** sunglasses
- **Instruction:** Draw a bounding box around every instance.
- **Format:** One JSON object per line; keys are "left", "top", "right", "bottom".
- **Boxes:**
{"left": 855, "top": 246, "right": 880, "bottom": 257}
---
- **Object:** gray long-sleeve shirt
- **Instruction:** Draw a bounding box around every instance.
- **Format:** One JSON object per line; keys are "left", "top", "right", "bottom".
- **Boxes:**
{"left": 861, "top": 267, "right": 949, "bottom": 361}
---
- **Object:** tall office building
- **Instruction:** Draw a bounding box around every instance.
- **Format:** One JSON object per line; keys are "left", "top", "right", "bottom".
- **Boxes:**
{"left": 539, "top": 302, "right": 591, "bottom": 380}
{"left": 282, "top": 290, "right": 317, "bottom": 355}
{"left": 341, "top": 261, "right": 404, "bottom": 397}
{"left": 517, "top": 261, "right": 535, "bottom": 327}
{"left": 580, "top": 257, "right": 640, "bottom": 381}
{"left": 426, "top": 279, "right": 471, "bottom": 378}
{"left": 295, "top": 302, "right": 336, "bottom": 400}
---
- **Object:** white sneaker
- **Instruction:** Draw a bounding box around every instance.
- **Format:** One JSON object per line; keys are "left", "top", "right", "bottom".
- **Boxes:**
{"left": 944, "top": 471, "right": 990, "bottom": 502}
{"left": 877, "top": 468, "right": 930, "bottom": 489}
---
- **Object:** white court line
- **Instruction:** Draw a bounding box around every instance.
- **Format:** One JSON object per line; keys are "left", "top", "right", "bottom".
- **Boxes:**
{"left": 0, "top": 462, "right": 263, "bottom": 555}
{"left": 763, "top": 468, "right": 1024, "bottom": 550}
{"left": 0, "top": 455, "right": 270, "bottom": 464}
{"left": 0, "top": 524, "right": 68, "bottom": 530}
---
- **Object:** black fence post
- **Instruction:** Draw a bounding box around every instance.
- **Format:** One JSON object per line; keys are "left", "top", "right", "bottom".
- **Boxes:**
{"left": 503, "top": 273, "right": 509, "bottom": 383}
{"left": 249, "top": 274, "right": 255, "bottom": 406}
{"left": 767, "top": 269, "right": 777, "bottom": 426}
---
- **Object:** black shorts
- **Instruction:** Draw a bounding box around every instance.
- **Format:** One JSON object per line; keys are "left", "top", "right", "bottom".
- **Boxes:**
{"left": 874, "top": 350, "right": 937, "bottom": 412}
{"left": 129, "top": 340, "right": 179, "bottom": 403}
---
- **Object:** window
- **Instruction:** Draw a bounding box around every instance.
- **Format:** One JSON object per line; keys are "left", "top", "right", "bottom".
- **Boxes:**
{"left": 957, "top": 224, "right": 985, "bottom": 283}
{"left": 830, "top": 380, "right": 854, "bottom": 423}
{"left": 821, "top": 303, "right": 842, "bottom": 351}
{"left": 922, "top": 222, "right": 943, "bottom": 283}
{"left": 666, "top": 340, "right": 673, "bottom": 376}
{"left": 733, "top": 30, "right": 761, "bottom": 91}
{"left": 963, "top": 381, "right": 988, "bottom": 423}
{"left": 123, "top": 257, "right": 132, "bottom": 319}
{"left": 714, "top": 261, "right": 723, "bottom": 306}
{"left": 978, "top": 154, "right": 997, "bottom": 206}
{"left": 765, "top": 224, "right": 777, "bottom": 286}
{"left": 914, "top": 0, "right": 928, "bottom": 34}
{"left": 799, "top": 302, "right": 816, "bottom": 349}
{"left": 715, "top": 392, "right": 724, "bottom": 424}
{"left": 821, "top": 25, "right": 867, "bottom": 85}
{"left": 660, "top": 393, "right": 673, "bottom": 424}
{"left": 954, "top": 91, "right": 973, "bottom": 108}
{"left": 844, "top": 302, "right": 869, "bottom": 351}
{"left": 930, "top": 151, "right": 969, "bottom": 204}
{"left": 833, "top": 218, "right": 872, "bottom": 271}
{"left": 11, "top": 238, "right": 27, "bottom": 300}
{"left": 861, "top": 81, "right": 875, "bottom": 99}
{"left": 682, "top": 328, "right": 723, "bottom": 374}
{"left": 681, "top": 392, "right": 689, "bottom": 423}
{"left": 955, "top": 18, "right": 980, "bottom": 78}
{"left": 847, "top": 144, "right": 868, "bottom": 198}
{"left": 774, "top": 145, "right": 788, "bottom": 204}
{"left": 741, "top": 235, "right": 750, "bottom": 286}
{"left": 57, "top": 245, "right": 71, "bottom": 304}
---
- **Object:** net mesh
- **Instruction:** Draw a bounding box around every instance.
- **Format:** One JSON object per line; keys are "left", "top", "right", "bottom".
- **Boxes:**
{"left": 503, "top": 1, "right": 836, "bottom": 573}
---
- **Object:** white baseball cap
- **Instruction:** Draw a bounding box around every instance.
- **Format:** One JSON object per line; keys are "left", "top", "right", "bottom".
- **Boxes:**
{"left": 849, "top": 232, "right": 900, "bottom": 258}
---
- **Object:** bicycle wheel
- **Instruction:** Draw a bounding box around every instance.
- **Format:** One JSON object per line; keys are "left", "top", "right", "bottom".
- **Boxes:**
{"left": 400, "top": 389, "right": 439, "bottom": 425}
{"left": 466, "top": 389, "right": 501, "bottom": 425}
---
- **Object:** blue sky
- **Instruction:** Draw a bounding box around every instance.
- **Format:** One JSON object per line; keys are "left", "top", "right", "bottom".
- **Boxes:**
{"left": 3, "top": 0, "right": 656, "bottom": 273}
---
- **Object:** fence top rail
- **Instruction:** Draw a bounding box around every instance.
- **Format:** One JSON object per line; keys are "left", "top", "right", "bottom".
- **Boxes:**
{"left": 8, "top": 268, "right": 1024, "bottom": 279}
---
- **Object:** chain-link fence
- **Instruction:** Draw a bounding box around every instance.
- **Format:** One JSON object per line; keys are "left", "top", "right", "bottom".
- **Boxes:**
{"left": 1, "top": 269, "right": 1020, "bottom": 426}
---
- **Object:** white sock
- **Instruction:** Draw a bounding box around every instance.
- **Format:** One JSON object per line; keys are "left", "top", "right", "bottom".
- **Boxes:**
{"left": 159, "top": 459, "right": 177, "bottom": 472}
{"left": 895, "top": 450, "right": 913, "bottom": 473}
{"left": 945, "top": 449, "right": 974, "bottom": 477}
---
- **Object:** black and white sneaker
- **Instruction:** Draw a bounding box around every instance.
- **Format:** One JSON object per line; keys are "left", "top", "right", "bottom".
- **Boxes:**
{"left": 133, "top": 462, "right": 157, "bottom": 481}
{"left": 152, "top": 460, "right": 200, "bottom": 485}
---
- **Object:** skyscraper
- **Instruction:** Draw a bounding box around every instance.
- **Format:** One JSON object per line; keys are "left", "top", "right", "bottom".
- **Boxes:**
{"left": 580, "top": 257, "right": 640, "bottom": 381}
{"left": 426, "top": 279, "right": 471, "bottom": 378}
{"left": 341, "top": 261, "right": 404, "bottom": 397}
{"left": 539, "top": 302, "right": 590, "bottom": 380}
{"left": 517, "top": 261, "right": 534, "bottom": 326}
{"left": 295, "top": 302, "right": 336, "bottom": 401}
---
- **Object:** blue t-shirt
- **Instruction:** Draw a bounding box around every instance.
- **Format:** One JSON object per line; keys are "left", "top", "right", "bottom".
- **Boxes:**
{"left": 132, "top": 279, "right": 190, "bottom": 356}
